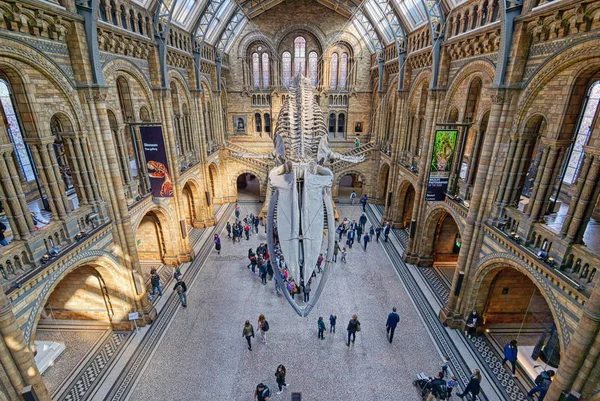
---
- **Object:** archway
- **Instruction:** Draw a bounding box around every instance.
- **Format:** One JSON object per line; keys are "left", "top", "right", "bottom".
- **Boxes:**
{"left": 419, "top": 208, "right": 461, "bottom": 283}
{"left": 474, "top": 266, "right": 561, "bottom": 378}
{"left": 182, "top": 181, "right": 197, "bottom": 228}
{"left": 338, "top": 173, "right": 364, "bottom": 201}
{"left": 35, "top": 264, "right": 117, "bottom": 394}
{"left": 395, "top": 181, "right": 417, "bottom": 229}
{"left": 377, "top": 164, "right": 390, "bottom": 205}
{"left": 208, "top": 163, "right": 218, "bottom": 203}
{"left": 236, "top": 173, "right": 261, "bottom": 201}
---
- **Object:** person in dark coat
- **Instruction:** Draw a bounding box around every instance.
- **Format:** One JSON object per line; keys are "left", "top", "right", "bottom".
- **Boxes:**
{"left": 528, "top": 370, "right": 555, "bottom": 401}
{"left": 386, "top": 307, "right": 400, "bottom": 343}
{"left": 502, "top": 339, "right": 518, "bottom": 376}
{"left": 226, "top": 222, "right": 232, "bottom": 238}
{"left": 329, "top": 314, "right": 337, "bottom": 333}
{"left": 361, "top": 194, "right": 368, "bottom": 212}
{"left": 214, "top": 234, "right": 221, "bottom": 254}
{"left": 346, "top": 314, "right": 360, "bottom": 346}
{"left": 317, "top": 317, "right": 326, "bottom": 340}
{"left": 243, "top": 320, "right": 255, "bottom": 351}
{"left": 363, "top": 232, "right": 370, "bottom": 251}
{"left": 259, "top": 262, "right": 268, "bottom": 285}
{"left": 274, "top": 365, "right": 288, "bottom": 395}
{"left": 375, "top": 225, "right": 382, "bottom": 242}
{"left": 359, "top": 214, "right": 367, "bottom": 230}
{"left": 383, "top": 223, "right": 390, "bottom": 242}
{"left": 173, "top": 277, "right": 187, "bottom": 307}
{"left": 465, "top": 310, "right": 479, "bottom": 338}
{"left": 457, "top": 369, "right": 481, "bottom": 399}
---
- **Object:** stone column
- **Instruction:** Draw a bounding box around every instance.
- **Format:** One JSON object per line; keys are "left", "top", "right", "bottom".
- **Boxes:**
{"left": 524, "top": 144, "right": 549, "bottom": 217}
{"left": 73, "top": 134, "right": 98, "bottom": 203}
{"left": 27, "top": 139, "right": 63, "bottom": 220}
{"left": 0, "top": 292, "right": 50, "bottom": 400}
{"left": 61, "top": 134, "right": 88, "bottom": 205}
{"left": 44, "top": 141, "right": 71, "bottom": 213}
{"left": 0, "top": 146, "right": 33, "bottom": 238}
{"left": 545, "top": 285, "right": 600, "bottom": 401}
{"left": 466, "top": 127, "right": 482, "bottom": 185}
{"left": 562, "top": 152, "right": 600, "bottom": 243}
{"left": 528, "top": 143, "right": 563, "bottom": 221}
{"left": 79, "top": 136, "right": 102, "bottom": 203}
{"left": 494, "top": 136, "right": 519, "bottom": 208}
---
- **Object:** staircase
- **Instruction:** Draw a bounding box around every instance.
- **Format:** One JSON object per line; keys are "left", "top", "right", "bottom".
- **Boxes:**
{"left": 330, "top": 141, "right": 374, "bottom": 173}
{"left": 226, "top": 143, "right": 272, "bottom": 170}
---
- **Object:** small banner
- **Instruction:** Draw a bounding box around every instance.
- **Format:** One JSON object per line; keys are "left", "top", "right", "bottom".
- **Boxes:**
{"left": 426, "top": 129, "right": 458, "bottom": 202}
{"left": 140, "top": 126, "right": 173, "bottom": 198}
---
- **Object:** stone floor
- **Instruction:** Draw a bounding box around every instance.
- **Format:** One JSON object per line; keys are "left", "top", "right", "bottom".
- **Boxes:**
{"left": 127, "top": 204, "right": 442, "bottom": 401}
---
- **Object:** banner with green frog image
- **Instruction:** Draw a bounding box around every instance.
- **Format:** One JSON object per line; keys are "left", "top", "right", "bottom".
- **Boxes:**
{"left": 426, "top": 129, "right": 457, "bottom": 201}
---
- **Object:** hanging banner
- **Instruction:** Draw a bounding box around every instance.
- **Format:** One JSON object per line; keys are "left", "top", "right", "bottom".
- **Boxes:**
{"left": 426, "top": 129, "right": 458, "bottom": 202}
{"left": 140, "top": 126, "right": 173, "bottom": 198}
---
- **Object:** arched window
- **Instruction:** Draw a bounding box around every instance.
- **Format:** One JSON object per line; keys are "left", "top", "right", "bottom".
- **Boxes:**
{"left": 330, "top": 53, "right": 338, "bottom": 87}
{"left": 252, "top": 53, "right": 260, "bottom": 88}
{"left": 129, "top": 10, "right": 135, "bottom": 32}
{"left": 282, "top": 52, "right": 291, "bottom": 87}
{"left": 563, "top": 80, "right": 600, "bottom": 184}
{"left": 294, "top": 37, "right": 306, "bottom": 77}
{"left": 337, "top": 113, "right": 345, "bottom": 134}
{"left": 99, "top": 0, "right": 108, "bottom": 21}
{"left": 138, "top": 13, "right": 144, "bottom": 34}
{"left": 255, "top": 113, "right": 262, "bottom": 133}
{"left": 308, "top": 52, "right": 318, "bottom": 86}
{"left": 0, "top": 80, "right": 34, "bottom": 181}
{"left": 110, "top": 1, "right": 118, "bottom": 25}
{"left": 339, "top": 53, "right": 348, "bottom": 88}
{"left": 120, "top": 5, "right": 127, "bottom": 28}
{"left": 328, "top": 113, "right": 336, "bottom": 134}
{"left": 262, "top": 53, "right": 270, "bottom": 88}
{"left": 264, "top": 113, "right": 271, "bottom": 134}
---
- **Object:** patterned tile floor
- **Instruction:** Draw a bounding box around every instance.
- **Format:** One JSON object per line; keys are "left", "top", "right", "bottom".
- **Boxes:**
{"left": 125, "top": 204, "right": 443, "bottom": 401}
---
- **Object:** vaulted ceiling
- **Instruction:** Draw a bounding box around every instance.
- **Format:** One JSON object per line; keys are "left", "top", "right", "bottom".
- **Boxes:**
{"left": 148, "top": 0, "right": 452, "bottom": 55}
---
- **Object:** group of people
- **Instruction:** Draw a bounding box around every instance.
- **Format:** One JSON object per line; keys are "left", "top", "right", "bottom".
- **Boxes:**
{"left": 349, "top": 191, "right": 369, "bottom": 212}
{"left": 335, "top": 215, "right": 392, "bottom": 251}
{"left": 226, "top": 208, "right": 260, "bottom": 243}
{"left": 149, "top": 267, "right": 188, "bottom": 308}
{"left": 252, "top": 364, "right": 289, "bottom": 400}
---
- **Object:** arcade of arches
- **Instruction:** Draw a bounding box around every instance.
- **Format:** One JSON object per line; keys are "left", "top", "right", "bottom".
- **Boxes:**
{"left": 0, "top": 0, "right": 599, "bottom": 400}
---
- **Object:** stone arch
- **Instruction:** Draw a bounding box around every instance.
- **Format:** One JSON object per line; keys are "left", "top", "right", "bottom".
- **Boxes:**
{"left": 468, "top": 254, "right": 570, "bottom": 353}
{"left": 376, "top": 162, "right": 391, "bottom": 203}
{"left": 237, "top": 33, "right": 277, "bottom": 58}
{"left": 25, "top": 251, "right": 132, "bottom": 344}
{"left": 182, "top": 178, "right": 201, "bottom": 227}
{"left": 396, "top": 179, "right": 417, "bottom": 228}
{"left": 231, "top": 168, "right": 267, "bottom": 201}
{"left": 208, "top": 162, "right": 220, "bottom": 202}
{"left": 168, "top": 69, "right": 192, "bottom": 95}
{"left": 133, "top": 205, "right": 179, "bottom": 263}
{"left": 515, "top": 38, "right": 600, "bottom": 134}
{"left": 418, "top": 204, "right": 463, "bottom": 267}
{"left": 273, "top": 24, "right": 327, "bottom": 54}
{"left": 325, "top": 32, "right": 363, "bottom": 56}
{"left": 103, "top": 58, "right": 156, "bottom": 120}
{"left": 335, "top": 169, "right": 367, "bottom": 200}
{"left": 444, "top": 60, "right": 495, "bottom": 121}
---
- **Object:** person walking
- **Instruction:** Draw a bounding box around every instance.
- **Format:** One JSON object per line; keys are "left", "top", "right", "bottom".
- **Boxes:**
{"left": 329, "top": 314, "right": 337, "bottom": 333}
{"left": 356, "top": 224, "right": 363, "bottom": 242}
{"left": 173, "top": 277, "right": 187, "bottom": 307}
{"left": 150, "top": 269, "right": 163, "bottom": 296}
{"left": 244, "top": 223, "right": 250, "bottom": 240}
{"left": 383, "top": 223, "right": 390, "bottom": 242}
{"left": 425, "top": 372, "right": 448, "bottom": 401}
{"left": 235, "top": 203, "right": 240, "bottom": 219}
{"left": 333, "top": 241, "right": 340, "bottom": 262}
{"left": 528, "top": 370, "right": 555, "bottom": 401}
{"left": 303, "top": 279, "right": 311, "bottom": 303}
{"left": 341, "top": 247, "right": 348, "bottom": 263}
{"left": 253, "top": 383, "right": 270, "bottom": 401}
{"left": 350, "top": 191, "right": 357, "bottom": 204}
{"left": 347, "top": 229, "right": 355, "bottom": 248}
{"left": 447, "top": 376, "right": 458, "bottom": 398}
{"left": 316, "top": 254, "right": 324, "bottom": 273}
{"left": 376, "top": 225, "right": 382, "bottom": 242}
{"left": 259, "top": 261, "right": 268, "bottom": 285}
{"left": 214, "top": 234, "right": 221, "bottom": 254}
{"left": 258, "top": 314, "right": 269, "bottom": 345}
{"left": 386, "top": 307, "right": 400, "bottom": 343}
{"left": 457, "top": 369, "right": 481, "bottom": 400}
{"left": 317, "top": 317, "right": 326, "bottom": 340}
{"left": 441, "top": 355, "right": 450, "bottom": 378}
{"left": 346, "top": 314, "right": 360, "bottom": 346}
{"left": 502, "top": 339, "right": 518, "bottom": 377}
{"left": 226, "top": 221, "right": 232, "bottom": 238}
{"left": 359, "top": 213, "right": 367, "bottom": 231}
{"left": 274, "top": 365, "right": 289, "bottom": 395}
{"left": 243, "top": 320, "right": 255, "bottom": 351}
{"left": 267, "top": 260, "right": 274, "bottom": 280}
{"left": 363, "top": 232, "right": 370, "bottom": 251}
{"left": 361, "top": 194, "right": 368, "bottom": 212}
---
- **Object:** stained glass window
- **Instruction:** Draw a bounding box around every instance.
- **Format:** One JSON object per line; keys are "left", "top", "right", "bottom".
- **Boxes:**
{"left": 252, "top": 53, "right": 260, "bottom": 88}
{"left": 339, "top": 53, "right": 348, "bottom": 88}
{"left": 282, "top": 52, "right": 292, "bottom": 87}
{"left": 0, "top": 80, "right": 34, "bottom": 181}
{"left": 308, "top": 52, "right": 318, "bottom": 86}
{"left": 262, "top": 53, "right": 269, "bottom": 88}
{"left": 330, "top": 53, "right": 338, "bottom": 88}
{"left": 563, "top": 81, "right": 600, "bottom": 184}
{"left": 294, "top": 37, "right": 306, "bottom": 77}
